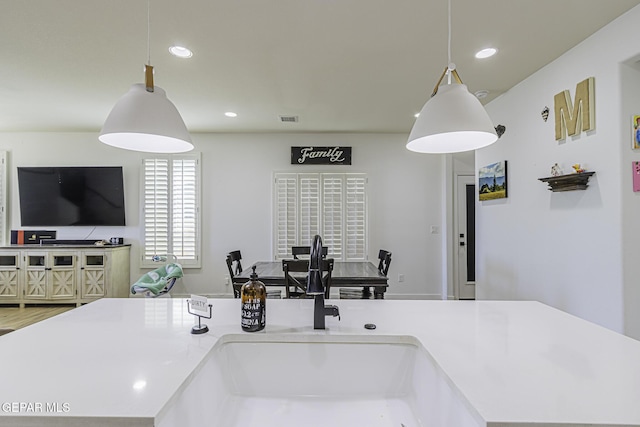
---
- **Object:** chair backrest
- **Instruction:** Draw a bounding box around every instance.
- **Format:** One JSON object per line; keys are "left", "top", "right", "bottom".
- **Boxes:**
{"left": 377, "top": 249, "right": 392, "bottom": 276}
{"left": 292, "top": 246, "right": 328, "bottom": 259}
{"left": 227, "top": 250, "right": 243, "bottom": 275}
{"left": 282, "top": 258, "right": 334, "bottom": 298}
{"left": 282, "top": 259, "right": 309, "bottom": 298}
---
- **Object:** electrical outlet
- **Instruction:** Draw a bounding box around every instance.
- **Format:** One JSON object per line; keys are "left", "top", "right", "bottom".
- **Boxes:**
{"left": 430, "top": 225, "right": 440, "bottom": 234}
{"left": 398, "top": 274, "right": 405, "bottom": 282}
{"left": 224, "top": 275, "right": 230, "bottom": 286}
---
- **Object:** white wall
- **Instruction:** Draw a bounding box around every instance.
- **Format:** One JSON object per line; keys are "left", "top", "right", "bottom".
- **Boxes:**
{"left": 477, "top": 5, "right": 640, "bottom": 336}
{"left": 621, "top": 58, "right": 640, "bottom": 338}
{"left": 0, "top": 132, "right": 445, "bottom": 299}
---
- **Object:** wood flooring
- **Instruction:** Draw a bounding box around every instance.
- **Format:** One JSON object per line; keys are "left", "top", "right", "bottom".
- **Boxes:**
{"left": 0, "top": 305, "right": 76, "bottom": 334}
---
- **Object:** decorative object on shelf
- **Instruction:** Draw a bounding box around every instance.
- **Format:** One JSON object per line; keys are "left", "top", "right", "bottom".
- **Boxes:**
{"left": 479, "top": 161, "right": 508, "bottom": 201}
{"left": 633, "top": 161, "right": 640, "bottom": 192}
{"left": 187, "top": 295, "right": 212, "bottom": 335}
{"left": 551, "top": 163, "right": 563, "bottom": 176}
{"left": 99, "top": 0, "right": 192, "bottom": 154}
{"left": 495, "top": 125, "right": 506, "bottom": 138}
{"left": 572, "top": 164, "right": 585, "bottom": 173}
{"left": 538, "top": 171, "right": 595, "bottom": 192}
{"left": 406, "top": 0, "right": 497, "bottom": 154}
{"left": 633, "top": 115, "right": 640, "bottom": 150}
{"left": 541, "top": 106, "right": 550, "bottom": 122}
{"left": 554, "top": 77, "right": 595, "bottom": 141}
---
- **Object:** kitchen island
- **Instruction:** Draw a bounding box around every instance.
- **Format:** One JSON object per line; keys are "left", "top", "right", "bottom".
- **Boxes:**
{"left": 0, "top": 298, "right": 639, "bottom": 426}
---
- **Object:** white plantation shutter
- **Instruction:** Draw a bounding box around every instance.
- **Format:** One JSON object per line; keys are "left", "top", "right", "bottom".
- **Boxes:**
{"left": 142, "top": 155, "right": 200, "bottom": 268}
{"left": 322, "top": 175, "right": 344, "bottom": 260}
{"left": 143, "top": 159, "right": 169, "bottom": 259}
{"left": 273, "top": 172, "right": 367, "bottom": 261}
{"left": 274, "top": 174, "right": 298, "bottom": 259}
{"left": 299, "top": 174, "right": 321, "bottom": 246}
{"left": 345, "top": 176, "right": 367, "bottom": 260}
{"left": 0, "top": 152, "right": 6, "bottom": 245}
{"left": 171, "top": 159, "right": 198, "bottom": 262}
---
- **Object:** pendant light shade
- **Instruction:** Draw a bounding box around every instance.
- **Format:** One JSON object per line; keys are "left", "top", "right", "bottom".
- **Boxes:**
{"left": 99, "top": 83, "right": 193, "bottom": 153}
{"left": 99, "top": 0, "right": 193, "bottom": 154}
{"left": 407, "top": 83, "right": 498, "bottom": 154}
{"left": 407, "top": 0, "right": 498, "bottom": 154}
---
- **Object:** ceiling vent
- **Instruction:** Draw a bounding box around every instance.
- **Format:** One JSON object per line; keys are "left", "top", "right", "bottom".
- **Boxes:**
{"left": 279, "top": 115, "right": 299, "bottom": 123}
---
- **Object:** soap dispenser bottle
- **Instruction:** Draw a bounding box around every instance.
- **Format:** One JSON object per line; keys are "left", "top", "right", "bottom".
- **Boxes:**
{"left": 241, "top": 266, "right": 266, "bottom": 332}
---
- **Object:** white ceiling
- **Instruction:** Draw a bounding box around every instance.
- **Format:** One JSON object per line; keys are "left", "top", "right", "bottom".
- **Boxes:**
{"left": 1, "top": 0, "right": 639, "bottom": 134}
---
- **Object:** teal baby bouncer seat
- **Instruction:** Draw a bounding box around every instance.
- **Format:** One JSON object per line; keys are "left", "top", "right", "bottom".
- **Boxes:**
{"left": 131, "top": 262, "right": 184, "bottom": 297}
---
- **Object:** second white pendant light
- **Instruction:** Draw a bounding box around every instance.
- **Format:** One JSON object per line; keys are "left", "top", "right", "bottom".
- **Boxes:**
{"left": 407, "top": 0, "right": 497, "bottom": 154}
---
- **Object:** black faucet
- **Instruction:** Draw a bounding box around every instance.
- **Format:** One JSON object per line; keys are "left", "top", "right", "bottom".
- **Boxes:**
{"left": 307, "top": 235, "right": 340, "bottom": 329}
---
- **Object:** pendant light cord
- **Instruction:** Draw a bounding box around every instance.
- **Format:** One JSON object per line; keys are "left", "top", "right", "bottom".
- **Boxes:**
{"left": 144, "top": 0, "right": 154, "bottom": 92}
{"left": 147, "top": 0, "right": 151, "bottom": 66}
{"left": 447, "top": 0, "right": 452, "bottom": 84}
{"left": 447, "top": 0, "right": 451, "bottom": 65}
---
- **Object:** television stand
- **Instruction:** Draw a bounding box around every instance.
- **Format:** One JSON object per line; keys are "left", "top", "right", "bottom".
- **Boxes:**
{"left": 0, "top": 245, "right": 130, "bottom": 307}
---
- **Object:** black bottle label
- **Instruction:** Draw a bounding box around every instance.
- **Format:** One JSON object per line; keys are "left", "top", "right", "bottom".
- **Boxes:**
{"left": 241, "top": 297, "right": 265, "bottom": 332}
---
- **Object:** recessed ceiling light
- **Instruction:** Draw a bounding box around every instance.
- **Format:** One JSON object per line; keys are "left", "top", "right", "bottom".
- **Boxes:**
{"left": 225, "top": 112, "right": 238, "bottom": 118}
{"left": 169, "top": 46, "right": 193, "bottom": 58}
{"left": 414, "top": 113, "right": 420, "bottom": 118}
{"left": 475, "top": 48, "right": 497, "bottom": 59}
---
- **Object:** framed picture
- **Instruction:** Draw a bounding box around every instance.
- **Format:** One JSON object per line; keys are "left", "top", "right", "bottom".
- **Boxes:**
{"left": 479, "top": 161, "right": 508, "bottom": 201}
{"left": 633, "top": 161, "right": 640, "bottom": 192}
{"left": 633, "top": 115, "right": 640, "bottom": 149}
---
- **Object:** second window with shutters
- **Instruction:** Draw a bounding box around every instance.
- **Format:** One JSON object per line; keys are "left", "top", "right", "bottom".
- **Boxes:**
{"left": 141, "top": 155, "right": 201, "bottom": 268}
{"left": 273, "top": 172, "right": 367, "bottom": 261}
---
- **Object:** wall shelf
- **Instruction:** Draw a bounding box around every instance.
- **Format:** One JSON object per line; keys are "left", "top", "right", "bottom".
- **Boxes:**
{"left": 538, "top": 171, "right": 595, "bottom": 192}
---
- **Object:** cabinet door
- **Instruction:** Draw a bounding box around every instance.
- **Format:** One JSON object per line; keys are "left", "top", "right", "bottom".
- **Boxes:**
{"left": 80, "top": 253, "right": 106, "bottom": 298}
{"left": 0, "top": 253, "right": 21, "bottom": 300}
{"left": 24, "top": 253, "right": 47, "bottom": 300}
{"left": 49, "top": 253, "right": 76, "bottom": 299}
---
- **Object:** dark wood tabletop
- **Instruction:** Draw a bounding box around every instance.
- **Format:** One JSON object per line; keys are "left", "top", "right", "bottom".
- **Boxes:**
{"left": 233, "top": 260, "right": 389, "bottom": 297}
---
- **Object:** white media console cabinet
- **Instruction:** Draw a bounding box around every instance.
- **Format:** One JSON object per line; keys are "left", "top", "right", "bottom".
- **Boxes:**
{"left": 0, "top": 244, "right": 130, "bottom": 307}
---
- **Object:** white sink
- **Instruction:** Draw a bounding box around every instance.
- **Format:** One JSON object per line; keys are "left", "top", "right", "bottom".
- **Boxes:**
{"left": 193, "top": 335, "right": 483, "bottom": 427}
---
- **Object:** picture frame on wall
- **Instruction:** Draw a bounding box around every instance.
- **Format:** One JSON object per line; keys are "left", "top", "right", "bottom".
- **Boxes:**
{"left": 633, "top": 161, "right": 640, "bottom": 192}
{"left": 633, "top": 115, "right": 640, "bottom": 149}
{"left": 479, "top": 161, "right": 508, "bottom": 201}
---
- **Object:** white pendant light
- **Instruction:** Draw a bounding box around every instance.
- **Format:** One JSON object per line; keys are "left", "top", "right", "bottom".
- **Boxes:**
{"left": 407, "top": 0, "right": 497, "bottom": 154}
{"left": 99, "top": 1, "right": 193, "bottom": 153}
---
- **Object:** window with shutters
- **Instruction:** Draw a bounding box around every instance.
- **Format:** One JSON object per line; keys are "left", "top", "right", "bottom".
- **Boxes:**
{"left": 141, "top": 155, "right": 201, "bottom": 268}
{"left": 273, "top": 172, "right": 367, "bottom": 261}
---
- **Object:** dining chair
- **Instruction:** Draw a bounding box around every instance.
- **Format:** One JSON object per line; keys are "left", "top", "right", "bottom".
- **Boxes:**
{"left": 226, "top": 250, "right": 243, "bottom": 298}
{"left": 377, "top": 249, "right": 392, "bottom": 276}
{"left": 291, "top": 246, "right": 328, "bottom": 259}
{"left": 339, "top": 249, "right": 391, "bottom": 299}
{"left": 282, "top": 258, "right": 334, "bottom": 298}
{"left": 282, "top": 259, "right": 310, "bottom": 298}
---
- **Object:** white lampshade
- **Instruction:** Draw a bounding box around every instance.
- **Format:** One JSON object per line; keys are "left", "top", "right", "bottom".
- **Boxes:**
{"left": 99, "top": 83, "right": 193, "bottom": 153}
{"left": 407, "top": 83, "right": 498, "bottom": 154}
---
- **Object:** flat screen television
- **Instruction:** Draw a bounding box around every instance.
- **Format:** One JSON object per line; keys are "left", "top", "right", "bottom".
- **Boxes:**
{"left": 17, "top": 166, "right": 126, "bottom": 226}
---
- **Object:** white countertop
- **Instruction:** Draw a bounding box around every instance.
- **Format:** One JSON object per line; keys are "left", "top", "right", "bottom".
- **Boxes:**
{"left": 1, "top": 298, "right": 639, "bottom": 426}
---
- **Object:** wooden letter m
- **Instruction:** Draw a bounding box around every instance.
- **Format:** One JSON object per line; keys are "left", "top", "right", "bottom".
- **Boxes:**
{"left": 554, "top": 77, "right": 595, "bottom": 141}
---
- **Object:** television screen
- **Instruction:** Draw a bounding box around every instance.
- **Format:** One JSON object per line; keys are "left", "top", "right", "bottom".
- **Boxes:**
{"left": 17, "top": 166, "right": 126, "bottom": 226}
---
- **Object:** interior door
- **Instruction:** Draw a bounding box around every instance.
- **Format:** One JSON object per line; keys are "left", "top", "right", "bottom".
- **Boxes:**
{"left": 456, "top": 175, "right": 476, "bottom": 300}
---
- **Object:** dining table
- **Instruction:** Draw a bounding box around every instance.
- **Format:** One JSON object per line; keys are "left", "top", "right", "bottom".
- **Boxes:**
{"left": 232, "top": 260, "right": 389, "bottom": 298}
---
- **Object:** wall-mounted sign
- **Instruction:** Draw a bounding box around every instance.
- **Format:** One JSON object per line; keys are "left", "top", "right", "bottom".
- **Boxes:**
{"left": 291, "top": 146, "right": 352, "bottom": 165}
{"left": 554, "top": 77, "right": 595, "bottom": 141}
